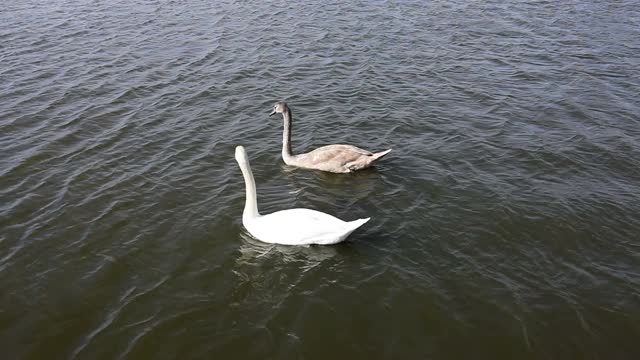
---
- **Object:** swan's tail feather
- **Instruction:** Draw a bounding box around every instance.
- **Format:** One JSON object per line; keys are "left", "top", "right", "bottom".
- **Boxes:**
{"left": 345, "top": 217, "right": 370, "bottom": 234}
{"left": 318, "top": 218, "right": 370, "bottom": 245}
{"left": 372, "top": 149, "right": 392, "bottom": 161}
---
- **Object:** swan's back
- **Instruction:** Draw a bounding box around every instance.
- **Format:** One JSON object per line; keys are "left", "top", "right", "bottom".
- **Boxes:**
{"left": 291, "top": 144, "right": 390, "bottom": 173}
{"left": 244, "top": 208, "right": 369, "bottom": 245}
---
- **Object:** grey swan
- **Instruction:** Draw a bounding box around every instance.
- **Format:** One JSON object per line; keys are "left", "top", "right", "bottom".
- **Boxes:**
{"left": 269, "top": 101, "right": 392, "bottom": 173}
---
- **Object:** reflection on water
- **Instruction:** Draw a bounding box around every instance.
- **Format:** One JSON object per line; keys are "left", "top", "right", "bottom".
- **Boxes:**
{"left": 235, "top": 231, "right": 339, "bottom": 267}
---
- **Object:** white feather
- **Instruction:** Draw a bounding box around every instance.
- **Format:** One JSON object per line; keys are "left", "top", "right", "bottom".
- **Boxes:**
{"left": 235, "top": 146, "right": 369, "bottom": 245}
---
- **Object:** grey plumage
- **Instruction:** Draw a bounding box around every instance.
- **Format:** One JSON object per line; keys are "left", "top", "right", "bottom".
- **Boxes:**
{"left": 269, "top": 101, "right": 392, "bottom": 173}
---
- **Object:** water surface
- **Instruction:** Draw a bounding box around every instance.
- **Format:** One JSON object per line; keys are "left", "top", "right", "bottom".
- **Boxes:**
{"left": 1, "top": 0, "right": 640, "bottom": 358}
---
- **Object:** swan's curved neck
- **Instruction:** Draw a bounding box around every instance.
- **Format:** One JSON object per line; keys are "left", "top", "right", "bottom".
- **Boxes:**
{"left": 282, "top": 108, "right": 294, "bottom": 161}
{"left": 238, "top": 159, "right": 259, "bottom": 219}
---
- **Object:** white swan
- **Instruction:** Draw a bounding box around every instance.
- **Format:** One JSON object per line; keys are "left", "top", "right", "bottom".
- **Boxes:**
{"left": 270, "top": 101, "right": 392, "bottom": 173}
{"left": 235, "top": 145, "right": 370, "bottom": 245}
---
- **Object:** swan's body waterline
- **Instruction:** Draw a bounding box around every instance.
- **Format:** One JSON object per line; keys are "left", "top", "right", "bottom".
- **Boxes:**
{"left": 270, "top": 102, "right": 392, "bottom": 173}
{"left": 235, "top": 146, "right": 370, "bottom": 245}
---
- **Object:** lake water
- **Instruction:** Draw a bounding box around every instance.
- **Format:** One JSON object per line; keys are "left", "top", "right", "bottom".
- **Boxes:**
{"left": 1, "top": 0, "right": 639, "bottom": 358}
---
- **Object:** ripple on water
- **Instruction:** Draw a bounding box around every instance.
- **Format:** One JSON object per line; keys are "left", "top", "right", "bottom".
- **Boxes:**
{"left": 1, "top": 0, "right": 640, "bottom": 358}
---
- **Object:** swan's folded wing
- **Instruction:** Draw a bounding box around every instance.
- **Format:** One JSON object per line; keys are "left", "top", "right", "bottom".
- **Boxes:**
{"left": 304, "top": 145, "right": 373, "bottom": 164}
{"left": 249, "top": 208, "right": 358, "bottom": 245}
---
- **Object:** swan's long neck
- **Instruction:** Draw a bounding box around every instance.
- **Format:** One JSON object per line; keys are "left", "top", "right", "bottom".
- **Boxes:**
{"left": 282, "top": 108, "right": 294, "bottom": 162}
{"left": 239, "top": 159, "right": 259, "bottom": 220}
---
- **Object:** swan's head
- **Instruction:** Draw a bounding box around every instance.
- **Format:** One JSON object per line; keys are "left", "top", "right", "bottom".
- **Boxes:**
{"left": 269, "top": 101, "right": 288, "bottom": 116}
{"left": 235, "top": 145, "right": 249, "bottom": 165}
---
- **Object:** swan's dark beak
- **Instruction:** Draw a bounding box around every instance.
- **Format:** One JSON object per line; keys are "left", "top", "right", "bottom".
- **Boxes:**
{"left": 269, "top": 110, "right": 276, "bottom": 116}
